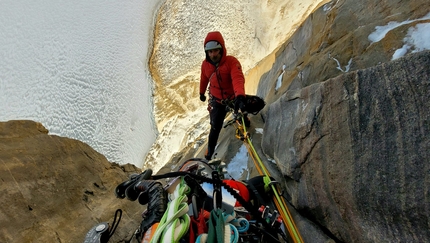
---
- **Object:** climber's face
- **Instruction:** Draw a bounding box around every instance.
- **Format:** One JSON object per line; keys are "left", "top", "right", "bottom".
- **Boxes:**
{"left": 208, "top": 49, "right": 221, "bottom": 64}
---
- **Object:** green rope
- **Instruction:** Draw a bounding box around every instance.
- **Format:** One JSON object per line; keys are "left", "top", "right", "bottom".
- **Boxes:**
{"left": 207, "top": 208, "right": 225, "bottom": 243}
{"left": 240, "top": 115, "right": 304, "bottom": 243}
{"left": 149, "top": 177, "right": 191, "bottom": 243}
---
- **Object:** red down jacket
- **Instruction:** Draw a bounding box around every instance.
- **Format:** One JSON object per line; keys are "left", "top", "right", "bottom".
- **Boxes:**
{"left": 200, "top": 31, "right": 245, "bottom": 101}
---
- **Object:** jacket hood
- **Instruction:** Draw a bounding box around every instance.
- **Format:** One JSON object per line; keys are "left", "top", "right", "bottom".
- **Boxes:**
{"left": 204, "top": 31, "right": 227, "bottom": 64}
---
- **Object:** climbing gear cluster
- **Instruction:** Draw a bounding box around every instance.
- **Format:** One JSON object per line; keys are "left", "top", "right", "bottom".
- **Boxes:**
{"left": 111, "top": 158, "right": 291, "bottom": 243}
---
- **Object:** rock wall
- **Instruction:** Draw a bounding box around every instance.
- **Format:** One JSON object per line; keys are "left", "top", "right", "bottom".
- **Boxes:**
{"left": 262, "top": 50, "right": 430, "bottom": 242}
{"left": 0, "top": 120, "right": 144, "bottom": 243}
{"left": 256, "top": 0, "right": 430, "bottom": 240}
{"left": 258, "top": 0, "right": 430, "bottom": 102}
{"left": 158, "top": 1, "right": 430, "bottom": 241}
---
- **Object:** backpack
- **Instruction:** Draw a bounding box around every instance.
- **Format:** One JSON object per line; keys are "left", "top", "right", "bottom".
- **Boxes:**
{"left": 244, "top": 95, "right": 265, "bottom": 115}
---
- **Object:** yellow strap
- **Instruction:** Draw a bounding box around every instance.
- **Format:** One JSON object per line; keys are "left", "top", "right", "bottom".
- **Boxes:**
{"left": 239, "top": 116, "right": 304, "bottom": 243}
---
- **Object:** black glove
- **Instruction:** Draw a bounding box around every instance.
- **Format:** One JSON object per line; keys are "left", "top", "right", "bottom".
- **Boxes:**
{"left": 234, "top": 95, "right": 246, "bottom": 113}
{"left": 200, "top": 93, "right": 206, "bottom": 102}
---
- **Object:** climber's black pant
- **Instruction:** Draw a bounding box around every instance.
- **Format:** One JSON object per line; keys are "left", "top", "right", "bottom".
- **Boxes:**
{"left": 207, "top": 100, "right": 228, "bottom": 159}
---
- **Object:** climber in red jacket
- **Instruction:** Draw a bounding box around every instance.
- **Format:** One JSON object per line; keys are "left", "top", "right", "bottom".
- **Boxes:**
{"left": 199, "top": 31, "right": 249, "bottom": 160}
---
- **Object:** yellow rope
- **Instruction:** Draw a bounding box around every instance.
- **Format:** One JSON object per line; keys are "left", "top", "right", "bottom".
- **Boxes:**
{"left": 239, "top": 117, "right": 304, "bottom": 243}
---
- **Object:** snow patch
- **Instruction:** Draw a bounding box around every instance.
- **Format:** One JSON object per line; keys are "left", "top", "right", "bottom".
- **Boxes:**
{"left": 392, "top": 23, "right": 430, "bottom": 60}
{"left": 0, "top": 0, "right": 162, "bottom": 167}
{"left": 226, "top": 144, "right": 249, "bottom": 180}
{"left": 329, "top": 54, "right": 352, "bottom": 73}
{"left": 255, "top": 128, "right": 264, "bottom": 134}
{"left": 323, "top": 0, "right": 339, "bottom": 12}
{"left": 275, "top": 65, "right": 286, "bottom": 91}
{"left": 368, "top": 12, "right": 430, "bottom": 44}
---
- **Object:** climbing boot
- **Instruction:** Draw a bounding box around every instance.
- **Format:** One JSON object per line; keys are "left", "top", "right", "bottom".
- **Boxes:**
{"left": 135, "top": 182, "right": 167, "bottom": 241}
{"left": 205, "top": 148, "right": 213, "bottom": 160}
{"left": 115, "top": 169, "right": 152, "bottom": 199}
{"left": 136, "top": 180, "right": 162, "bottom": 205}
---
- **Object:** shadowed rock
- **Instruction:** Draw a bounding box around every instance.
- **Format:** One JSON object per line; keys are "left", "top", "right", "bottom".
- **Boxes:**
{"left": 262, "top": 50, "right": 430, "bottom": 242}
{"left": 0, "top": 120, "right": 144, "bottom": 243}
